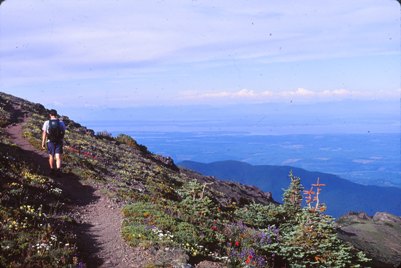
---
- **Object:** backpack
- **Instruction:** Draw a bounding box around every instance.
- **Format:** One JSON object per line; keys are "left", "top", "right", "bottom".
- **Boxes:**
{"left": 48, "top": 119, "right": 65, "bottom": 143}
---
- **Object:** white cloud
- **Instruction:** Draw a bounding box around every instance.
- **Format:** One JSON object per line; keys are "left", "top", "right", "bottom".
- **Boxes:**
{"left": 180, "top": 88, "right": 400, "bottom": 102}
{"left": 321, "top": 89, "right": 349, "bottom": 96}
{"left": 181, "top": 89, "right": 256, "bottom": 99}
{"left": 236, "top": 89, "right": 256, "bottom": 97}
{"left": 281, "top": 88, "right": 314, "bottom": 97}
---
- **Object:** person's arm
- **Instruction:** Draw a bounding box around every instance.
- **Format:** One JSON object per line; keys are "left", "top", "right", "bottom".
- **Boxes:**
{"left": 42, "top": 130, "right": 47, "bottom": 149}
{"left": 42, "top": 121, "right": 48, "bottom": 149}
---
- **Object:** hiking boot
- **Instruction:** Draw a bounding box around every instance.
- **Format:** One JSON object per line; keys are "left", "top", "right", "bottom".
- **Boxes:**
{"left": 49, "top": 169, "right": 56, "bottom": 176}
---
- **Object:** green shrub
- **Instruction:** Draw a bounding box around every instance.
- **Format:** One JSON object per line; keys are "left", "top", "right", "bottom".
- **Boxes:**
{"left": 122, "top": 201, "right": 177, "bottom": 248}
{"left": 235, "top": 202, "right": 286, "bottom": 228}
{"left": 174, "top": 222, "right": 199, "bottom": 245}
{"left": 116, "top": 134, "right": 137, "bottom": 147}
{"left": 96, "top": 130, "right": 113, "bottom": 140}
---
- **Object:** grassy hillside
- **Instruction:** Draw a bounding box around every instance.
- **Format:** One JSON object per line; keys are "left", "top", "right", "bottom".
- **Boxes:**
{"left": 0, "top": 92, "right": 375, "bottom": 267}
{"left": 0, "top": 95, "right": 78, "bottom": 267}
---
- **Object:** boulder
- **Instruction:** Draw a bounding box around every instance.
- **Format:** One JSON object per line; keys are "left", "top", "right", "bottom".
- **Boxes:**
{"left": 373, "top": 212, "right": 401, "bottom": 225}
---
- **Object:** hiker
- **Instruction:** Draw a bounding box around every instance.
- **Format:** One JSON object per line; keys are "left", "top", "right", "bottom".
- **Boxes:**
{"left": 41, "top": 109, "right": 66, "bottom": 175}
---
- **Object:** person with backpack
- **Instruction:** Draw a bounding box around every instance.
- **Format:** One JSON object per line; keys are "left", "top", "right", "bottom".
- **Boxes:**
{"left": 41, "top": 109, "right": 66, "bottom": 175}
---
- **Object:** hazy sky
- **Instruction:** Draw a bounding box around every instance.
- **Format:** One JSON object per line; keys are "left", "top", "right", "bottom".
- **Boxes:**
{"left": 1, "top": 0, "right": 399, "bottom": 109}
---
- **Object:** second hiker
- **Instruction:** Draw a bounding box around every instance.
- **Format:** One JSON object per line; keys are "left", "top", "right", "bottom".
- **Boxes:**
{"left": 41, "top": 109, "right": 66, "bottom": 175}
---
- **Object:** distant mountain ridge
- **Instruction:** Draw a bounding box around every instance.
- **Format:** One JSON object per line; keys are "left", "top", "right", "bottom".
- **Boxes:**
{"left": 179, "top": 160, "right": 401, "bottom": 218}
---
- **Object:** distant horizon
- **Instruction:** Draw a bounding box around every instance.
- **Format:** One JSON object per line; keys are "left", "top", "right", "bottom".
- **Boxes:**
{"left": 2, "top": 90, "right": 398, "bottom": 135}
{"left": 84, "top": 120, "right": 400, "bottom": 136}
{"left": 62, "top": 98, "right": 399, "bottom": 135}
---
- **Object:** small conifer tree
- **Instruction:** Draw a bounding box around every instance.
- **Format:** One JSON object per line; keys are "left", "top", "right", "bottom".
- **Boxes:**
{"left": 279, "top": 175, "right": 370, "bottom": 267}
{"left": 282, "top": 170, "right": 304, "bottom": 217}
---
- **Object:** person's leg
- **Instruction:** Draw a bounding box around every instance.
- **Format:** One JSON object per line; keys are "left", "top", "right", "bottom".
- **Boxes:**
{"left": 55, "top": 143, "right": 63, "bottom": 172}
{"left": 55, "top": 153, "right": 62, "bottom": 169}
{"left": 47, "top": 142, "right": 55, "bottom": 171}
{"left": 49, "top": 154, "right": 55, "bottom": 169}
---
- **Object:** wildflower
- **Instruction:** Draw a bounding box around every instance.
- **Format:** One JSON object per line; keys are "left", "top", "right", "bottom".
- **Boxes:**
{"left": 235, "top": 241, "right": 240, "bottom": 247}
{"left": 50, "top": 187, "right": 62, "bottom": 195}
{"left": 315, "top": 255, "right": 322, "bottom": 262}
{"left": 245, "top": 255, "right": 253, "bottom": 264}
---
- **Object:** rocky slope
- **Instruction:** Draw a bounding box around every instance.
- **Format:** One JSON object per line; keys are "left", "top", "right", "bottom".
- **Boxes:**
{"left": 337, "top": 212, "right": 401, "bottom": 268}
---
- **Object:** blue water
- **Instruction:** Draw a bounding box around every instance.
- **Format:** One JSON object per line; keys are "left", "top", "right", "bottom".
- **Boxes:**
{"left": 82, "top": 120, "right": 400, "bottom": 188}
{"left": 125, "top": 132, "right": 400, "bottom": 188}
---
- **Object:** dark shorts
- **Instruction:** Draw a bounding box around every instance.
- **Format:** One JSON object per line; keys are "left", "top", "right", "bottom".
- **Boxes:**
{"left": 47, "top": 141, "right": 63, "bottom": 156}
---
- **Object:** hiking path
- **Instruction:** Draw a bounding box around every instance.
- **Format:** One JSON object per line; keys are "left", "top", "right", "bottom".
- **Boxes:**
{"left": 5, "top": 120, "right": 138, "bottom": 268}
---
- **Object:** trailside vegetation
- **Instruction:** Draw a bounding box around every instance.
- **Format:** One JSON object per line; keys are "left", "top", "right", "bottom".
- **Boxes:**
{"left": 120, "top": 174, "right": 370, "bottom": 267}
{"left": 0, "top": 97, "right": 78, "bottom": 267}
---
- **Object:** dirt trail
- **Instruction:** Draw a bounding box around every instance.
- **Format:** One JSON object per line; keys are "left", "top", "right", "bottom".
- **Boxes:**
{"left": 6, "top": 122, "right": 136, "bottom": 268}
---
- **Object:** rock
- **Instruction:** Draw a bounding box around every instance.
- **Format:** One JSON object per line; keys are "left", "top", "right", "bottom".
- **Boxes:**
{"left": 179, "top": 169, "right": 276, "bottom": 208}
{"left": 153, "top": 154, "right": 179, "bottom": 171}
{"left": 357, "top": 212, "right": 370, "bottom": 220}
{"left": 152, "top": 248, "right": 189, "bottom": 267}
{"left": 195, "top": 260, "right": 226, "bottom": 268}
{"left": 337, "top": 211, "right": 401, "bottom": 268}
{"left": 373, "top": 212, "right": 401, "bottom": 225}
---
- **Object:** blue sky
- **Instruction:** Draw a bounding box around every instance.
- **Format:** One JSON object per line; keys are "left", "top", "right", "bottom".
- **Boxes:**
{"left": 0, "top": 0, "right": 400, "bottom": 134}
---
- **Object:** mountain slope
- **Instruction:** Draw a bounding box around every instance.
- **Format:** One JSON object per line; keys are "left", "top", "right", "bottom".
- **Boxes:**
{"left": 0, "top": 92, "right": 276, "bottom": 267}
{"left": 178, "top": 160, "right": 401, "bottom": 218}
{"left": 0, "top": 92, "right": 387, "bottom": 267}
